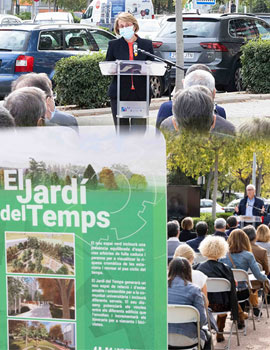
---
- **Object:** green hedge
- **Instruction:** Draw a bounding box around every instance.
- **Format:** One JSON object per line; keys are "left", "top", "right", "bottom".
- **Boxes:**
{"left": 53, "top": 52, "right": 111, "bottom": 108}
{"left": 241, "top": 38, "right": 270, "bottom": 93}
{"left": 193, "top": 212, "right": 233, "bottom": 235}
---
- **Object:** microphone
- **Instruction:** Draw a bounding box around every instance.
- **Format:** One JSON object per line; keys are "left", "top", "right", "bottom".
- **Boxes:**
{"left": 133, "top": 42, "right": 138, "bottom": 57}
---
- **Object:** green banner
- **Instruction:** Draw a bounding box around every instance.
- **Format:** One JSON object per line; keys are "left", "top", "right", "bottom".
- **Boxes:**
{"left": 0, "top": 127, "right": 167, "bottom": 350}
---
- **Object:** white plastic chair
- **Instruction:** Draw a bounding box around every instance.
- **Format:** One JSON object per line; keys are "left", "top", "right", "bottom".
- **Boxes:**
{"left": 206, "top": 278, "right": 240, "bottom": 350}
{"left": 168, "top": 304, "right": 201, "bottom": 350}
{"left": 232, "top": 269, "right": 256, "bottom": 334}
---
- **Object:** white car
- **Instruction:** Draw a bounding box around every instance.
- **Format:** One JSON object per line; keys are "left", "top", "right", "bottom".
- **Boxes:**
{"left": 200, "top": 199, "right": 225, "bottom": 214}
{"left": 34, "top": 12, "right": 74, "bottom": 24}
{"left": 0, "top": 15, "right": 22, "bottom": 26}
{"left": 137, "top": 19, "right": 161, "bottom": 40}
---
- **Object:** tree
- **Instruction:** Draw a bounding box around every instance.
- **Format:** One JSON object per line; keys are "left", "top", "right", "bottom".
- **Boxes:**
{"left": 129, "top": 174, "right": 148, "bottom": 190}
{"left": 99, "top": 167, "right": 118, "bottom": 190}
{"left": 37, "top": 278, "right": 74, "bottom": 319}
{"left": 65, "top": 175, "right": 71, "bottom": 185}
{"left": 49, "top": 324, "right": 63, "bottom": 340}
{"left": 83, "top": 164, "right": 98, "bottom": 189}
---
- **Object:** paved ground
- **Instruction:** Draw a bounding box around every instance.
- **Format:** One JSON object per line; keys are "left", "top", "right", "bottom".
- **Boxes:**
{"left": 59, "top": 92, "right": 270, "bottom": 129}
{"left": 21, "top": 304, "right": 52, "bottom": 318}
{"left": 217, "top": 307, "right": 270, "bottom": 350}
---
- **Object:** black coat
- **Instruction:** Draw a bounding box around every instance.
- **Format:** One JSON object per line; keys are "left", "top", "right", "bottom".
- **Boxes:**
{"left": 195, "top": 259, "right": 238, "bottom": 321}
{"left": 105, "top": 36, "right": 154, "bottom": 101}
{"left": 236, "top": 196, "right": 264, "bottom": 216}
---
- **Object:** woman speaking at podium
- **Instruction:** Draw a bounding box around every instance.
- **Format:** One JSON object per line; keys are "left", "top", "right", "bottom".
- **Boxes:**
{"left": 106, "top": 12, "right": 154, "bottom": 131}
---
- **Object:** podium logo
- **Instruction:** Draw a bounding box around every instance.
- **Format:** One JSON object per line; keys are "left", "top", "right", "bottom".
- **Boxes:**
{"left": 121, "top": 107, "right": 128, "bottom": 112}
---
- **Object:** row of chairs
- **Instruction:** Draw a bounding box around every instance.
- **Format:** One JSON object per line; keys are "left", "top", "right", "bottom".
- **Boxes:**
{"left": 168, "top": 269, "right": 269, "bottom": 350}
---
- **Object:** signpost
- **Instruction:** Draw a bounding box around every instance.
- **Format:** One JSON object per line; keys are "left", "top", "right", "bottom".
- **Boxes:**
{"left": 0, "top": 126, "right": 167, "bottom": 350}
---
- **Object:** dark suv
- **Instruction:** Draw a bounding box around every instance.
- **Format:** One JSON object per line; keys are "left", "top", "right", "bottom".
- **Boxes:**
{"left": 152, "top": 13, "right": 270, "bottom": 94}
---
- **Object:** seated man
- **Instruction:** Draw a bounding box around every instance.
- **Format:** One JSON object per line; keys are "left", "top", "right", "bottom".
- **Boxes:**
{"left": 213, "top": 218, "right": 227, "bottom": 240}
{"left": 4, "top": 87, "right": 46, "bottom": 127}
{"left": 12, "top": 73, "right": 78, "bottom": 131}
{"left": 186, "top": 221, "right": 208, "bottom": 253}
{"left": 160, "top": 70, "right": 235, "bottom": 136}
{"left": 0, "top": 106, "right": 15, "bottom": 128}
{"left": 156, "top": 63, "right": 226, "bottom": 129}
{"left": 167, "top": 220, "right": 182, "bottom": 262}
{"left": 226, "top": 216, "right": 238, "bottom": 236}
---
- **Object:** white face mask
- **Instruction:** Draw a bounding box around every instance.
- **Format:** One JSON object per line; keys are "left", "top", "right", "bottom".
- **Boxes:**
{"left": 119, "top": 26, "right": 134, "bottom": 40}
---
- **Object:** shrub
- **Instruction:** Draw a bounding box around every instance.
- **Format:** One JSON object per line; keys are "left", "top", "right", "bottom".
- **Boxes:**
{"left": 53, "top": 52, "right": 111, "bottom": 108}
{"left": 16, "top": 12, "right": 31, "bottom": 20}
{"left": 241, "top": 38, "right": 270, "bottom": 93}
{"left": 193, "top": 212, "right": 232, "bottom": 234}
{"left": 20, "top": 306, "right": 30, "bottom": 313}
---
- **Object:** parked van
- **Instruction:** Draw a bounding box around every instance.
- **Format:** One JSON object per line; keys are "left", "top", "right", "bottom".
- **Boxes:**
{"left": 81, "top": 0, "right": 154, "bottom": 29}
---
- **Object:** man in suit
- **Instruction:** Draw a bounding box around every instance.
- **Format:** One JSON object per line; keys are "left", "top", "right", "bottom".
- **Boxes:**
{"left": 12, "top": 73, "right": 78, "bottom": 131}
{"left": 235, "top": 185, "right": 265, "bottom": 224}
{"left": 213, "top": 218, "right": 227, "bottom": 240}
{"left": 167, "top": 220, "right": 182, "bottom": 262}
{"left": 187, "top": 221, "right": 208, "bottom": 253}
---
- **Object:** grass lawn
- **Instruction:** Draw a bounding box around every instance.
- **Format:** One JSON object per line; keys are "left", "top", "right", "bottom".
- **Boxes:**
{"left": 10, "top": 338, "right": 62, "bottom": 350}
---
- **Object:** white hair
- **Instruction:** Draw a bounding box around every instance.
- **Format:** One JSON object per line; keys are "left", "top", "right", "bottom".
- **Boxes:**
{"left": 183, "top": 70, "right": 215, "bottom": 94}
{"left": 246, "top": 184, "right": 255, "bottom": 191}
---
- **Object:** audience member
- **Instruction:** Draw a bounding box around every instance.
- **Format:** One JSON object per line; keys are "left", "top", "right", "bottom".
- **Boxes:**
{"left": 156, "top": 63, "right": 226, "bottom": 129}
{"left": 167, "top": 220, "right": 182, "bottom": 262}
{"left": 220, "top": 229, "right": 268, "bottom": 316}
{"left": 12, "top": 73, "right": 78, "bottom": 130}
{"left": 234, "top": 184, "right": 265, "bottom": 219}
{"left": 242, "top": 225, "right": 269, "bottom": 275}
{"left": 4, "top": 87, "right": 46, "bottom": 127}
{"left": 256, "top": 224, "right": 270, "bottom": 255}
{"left": 196, "top": 236, "right": 239, "bottom": 342}
{"left": 168, "top": 258, "right": 211, "bottom": 349}
{"left": 226, "top": 216, "right": 238, "bottom": 236}
{"left": 0, "top": 106, "right": 15, "bottom": 127}
{"left": 160, "top": 70, "right": 235, "bottom": 135}
{"left": 179, "top": 217, "right": 196, "bottom": 242}
{"left": 186, "top": 221, "right": 208, "bottom": 252}
{"left": 174, "top": 244, "right": 208, "bottom": 305}
{"left": 162, "top": 86, "right": 215, "bottom": 133}
{"left": 213, "top": 218, "right": 227, "bottom": 240}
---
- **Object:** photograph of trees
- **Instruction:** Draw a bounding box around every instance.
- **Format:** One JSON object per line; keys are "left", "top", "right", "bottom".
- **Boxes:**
{"left": 8, "top": 276, "right": 75, "bottom": 320}
{"left": 9, "top": 319, "right": 76, "bottom": 350}
{"left": 6, "top": 232, "right": 74, "bottom": 275}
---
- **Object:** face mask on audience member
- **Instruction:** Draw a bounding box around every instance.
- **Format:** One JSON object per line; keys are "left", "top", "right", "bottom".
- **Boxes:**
{"left": 119, "top": 26, "right": 134, "bottom": 40}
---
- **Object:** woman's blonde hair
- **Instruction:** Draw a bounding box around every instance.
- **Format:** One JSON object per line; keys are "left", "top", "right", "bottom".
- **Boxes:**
{"left": 199, "top": 235, "right": 228, "bottom": 260}
{"left": 257, "top": 224, "right": 270, "bottom": 243}
{"left": 227, "top": 229, "right": 251, "bottom": 253}
{"left": 174, "top": 244, "right": 195, "bottom": 262}
{"left": 114, "top": 12, "right": 139, "bottom": 35}
{"left": 181, "top": 217, "right": 194, "bottom": 231}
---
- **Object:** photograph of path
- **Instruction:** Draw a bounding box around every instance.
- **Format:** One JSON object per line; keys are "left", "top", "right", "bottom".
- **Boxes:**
{"left": 9, "top": 319, "right": 76, "bottom": 350}
{"left": 6, "top": 232, "right": 75, "bottom": 275}
{"left": 8, "top": 276, "right": 75, "bottom": 320}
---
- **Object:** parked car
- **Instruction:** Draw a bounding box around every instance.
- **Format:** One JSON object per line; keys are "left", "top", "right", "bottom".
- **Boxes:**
{"left": 223, "top": 198, "right": 241, "bottom": 213}
{"left": 137, "top": 19, "right": 161, "bottom": 40}
{"left": 0, "top": 24, "right": 115, "bottom": 98}
{"left": 152, "top": 13, "right": 270, "bottom": 96}
{"left": 34, "top": 11, "right": 74, "bottom": 24}
{"left": 254, "top": 13, "right": 270, "bottom": 25}
{"left": 200, "top": 199, "right": 225, "bottom": 214}
{"left": 0, "top": 14, "right": 22, "bottom": 25}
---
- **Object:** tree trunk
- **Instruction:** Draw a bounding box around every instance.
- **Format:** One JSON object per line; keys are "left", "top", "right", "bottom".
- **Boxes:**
{"left": 206, "top": 170, "right": 213, "bottom": 199}
{"left": 56, "top": 279, "right": 74, "bottom": 319}
{"left": 212, "top": 151, "right": 219, "bottom": 220}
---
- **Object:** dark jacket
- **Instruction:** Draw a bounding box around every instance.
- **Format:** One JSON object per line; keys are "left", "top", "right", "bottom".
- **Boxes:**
{"left": 179, "top": 229, "right": 197, "bottom": 242}
{"left": 195, "top": 259, "right": 238, "bottom": 321}
{"left": 236, "top": 196, "right": 264, "bottom": 216}
{"left": 213, "top": 230, "right": 228, "bottom": 240}
{"left": 186, "top": 235, "right": 206, "bottom": 253}
{"left": 105, "top": 36, "right": 154, "bottom": 101}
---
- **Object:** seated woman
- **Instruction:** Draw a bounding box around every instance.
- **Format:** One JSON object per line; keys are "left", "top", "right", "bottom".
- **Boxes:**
{"left": 168, "top": 257, "right": 211, "bottom": 350}
{"left": 256, "top": 224, "right": 270, "bottom": 255}
{"left": 220, "top": 229, "right": 268, "bottom": 316}
{"left": 174, "top": 244, "right": 209, "bottom": 306}
{"left": 179, "top": 217, "right": 197, "bottom": 242}
{"left": 195, "top": 236, "right": 241, "bottom": 342}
